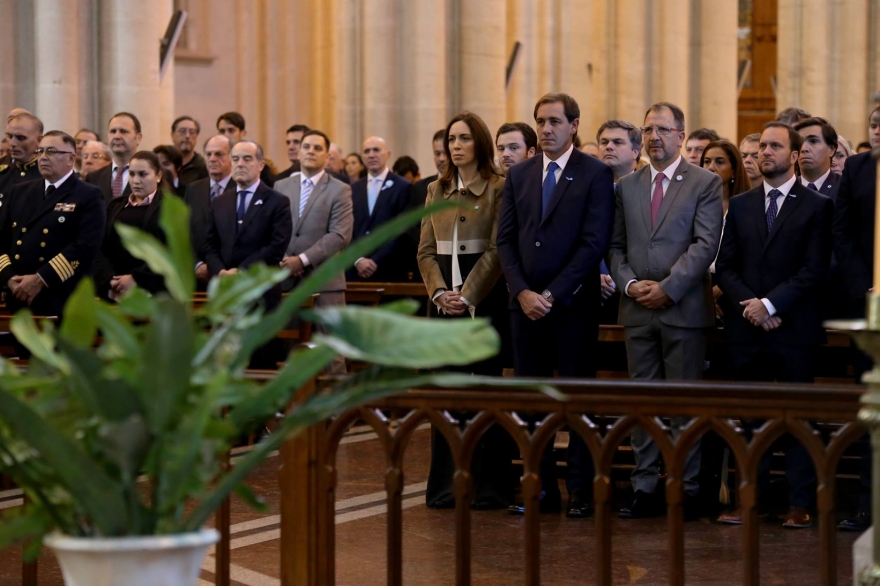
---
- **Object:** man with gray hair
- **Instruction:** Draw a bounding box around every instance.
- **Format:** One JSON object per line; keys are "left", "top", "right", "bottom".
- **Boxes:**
{"left": 80, "top": 141, "right": 112, "bottom": 178}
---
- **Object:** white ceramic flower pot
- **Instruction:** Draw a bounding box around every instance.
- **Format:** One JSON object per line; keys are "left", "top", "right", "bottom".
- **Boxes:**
{"left": 44, "top": 528, "right": 219, "bottom": 586}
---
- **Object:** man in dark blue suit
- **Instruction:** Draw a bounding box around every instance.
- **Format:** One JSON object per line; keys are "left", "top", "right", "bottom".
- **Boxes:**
{"left": 497, "top": 93, "right": 615, "bottom": 518}
{"left": 346, "top": 136, "right": 412, "bottom": 282}
{"left": 832, "top": 104, "right": 880, "bottom": 531}
{"left": 716, "top": 122, "right": 833, "bottom": 529}
{"left": 203, "top": 140, "right": 292, "bottom": 369}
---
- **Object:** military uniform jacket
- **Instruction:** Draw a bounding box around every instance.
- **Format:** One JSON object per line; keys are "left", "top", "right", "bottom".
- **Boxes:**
{"left": 0, "top": 157, "right": 41, "bottom": 227}
{"left": 0, "top": 176, "right": 106, "bottom": 316}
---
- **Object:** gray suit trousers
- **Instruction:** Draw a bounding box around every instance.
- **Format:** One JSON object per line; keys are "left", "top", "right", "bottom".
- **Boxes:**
{"left": 624, "top": 312, "right": 707, "bottom": 496}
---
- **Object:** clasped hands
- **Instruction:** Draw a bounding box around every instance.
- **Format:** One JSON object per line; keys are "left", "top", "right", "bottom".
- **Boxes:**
{"left": 438, "top": 290, "right": 468, "bottom": 316}
{"left": 739, "top": 298, "right": 782, "bottom": 331}
{"left": 280, "top": 255, "right": 305, "bottom": 278}
{"left": 629, "top": 280, "right": 672, "bottom": 309}
{"left": 7, "top": 274, "right": 44, "bottom": 305}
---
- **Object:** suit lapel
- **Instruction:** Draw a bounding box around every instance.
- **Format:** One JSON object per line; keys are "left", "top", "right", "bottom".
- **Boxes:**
{"left": 143, "top": 191, "right": 164, "bottom": 229}
{"left": 749, "top": 189, "right": 769, "bottom": 245}
{"left": 352, "top": 180, "right": 369, "bottom": 231}
{"left": 763, "top": 186, "right": 804, "bottom": 251}
{"left": 540, "top": 152, "right": 581, "bottom": 224}
{"left": 27, "top": 177, "right": 75, "bottom": 225}
{"left": 650, "top": 159, "right": 687, "bottom": 237}
{"left": 637, "top": 168, "right": 652, "bottom": 234}
{"left": 237, "top": 183, "right": 265, "bottom": 237}
{"left": 217, "top": 191, "right": 237, "bottom": 243}
{"left": 369, "top": 178, "right": 391, "bottom": 226}
{"left": 289, "top": 180, "right": 303, "bottom": 231}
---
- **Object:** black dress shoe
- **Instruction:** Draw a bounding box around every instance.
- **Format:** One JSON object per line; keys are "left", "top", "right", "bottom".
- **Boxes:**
{"left": 619, "top": 491, "right": 661, "bottom": 519}
{"left": 683, "top": 495, "right": 700, "bottom": 522}
{"left": 426, "top": 497, "right": 455, "bottom": 509}
{"left": 566, "top": 494, "right": 593, "bottom": 519}
{"left": 508, "top": 491, "right": 562, "bottom": 515}
{"left": 838, "top": 508, "right": 871, "bottom": 532}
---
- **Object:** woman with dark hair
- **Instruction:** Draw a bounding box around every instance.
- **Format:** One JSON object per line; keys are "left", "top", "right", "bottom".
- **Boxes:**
{"left": 343, "top": 152, "right": 367, "bottom": 182}
{"left": 153, "top": 144, "right": 187, "bottom": 197}
{"left": 94, "top": 151, "right": 169, "bottom": 300}
{"left": 417, "top": 111, "right": 514, "bottom": 510}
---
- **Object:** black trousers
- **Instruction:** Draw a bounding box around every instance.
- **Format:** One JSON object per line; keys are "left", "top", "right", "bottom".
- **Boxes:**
{"left": 508, "top": 293, "right": 599, "bottom": 500}
{"left": 729, "top": 342, "right": 817, "bottom": 508}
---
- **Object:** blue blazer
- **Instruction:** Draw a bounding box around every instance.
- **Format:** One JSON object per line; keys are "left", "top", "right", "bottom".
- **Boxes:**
{"left": 832, "top": 151, "right": 877, "bottom": 301}
{"left": 347, "top": 171, "right": 412, "bottom": 281}
{"left": 497, "top": 148, "right": 615, "bottom": 307}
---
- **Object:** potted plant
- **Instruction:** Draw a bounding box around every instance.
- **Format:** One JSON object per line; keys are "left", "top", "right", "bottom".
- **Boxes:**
{"left": 0, "top": 195, "right": 502, "bottom": 586}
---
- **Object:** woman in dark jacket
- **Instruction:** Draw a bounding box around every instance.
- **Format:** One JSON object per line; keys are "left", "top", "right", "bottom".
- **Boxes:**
{"left": 94, "top": 150, "right": 168, "bottom": 300}
{"left": 417, "top": 111, "right": 514, "bottom": 510}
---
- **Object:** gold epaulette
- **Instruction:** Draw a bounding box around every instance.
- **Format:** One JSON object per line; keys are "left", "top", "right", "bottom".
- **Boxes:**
{"left": 20, "top": 157, "right": 38, "bottom": 170}
{"left": 0, "top": 164, "right": 8, "bottom": 174}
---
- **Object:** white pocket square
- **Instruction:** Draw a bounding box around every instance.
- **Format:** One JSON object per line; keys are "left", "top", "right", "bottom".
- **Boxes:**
{"left": 254, "top": 199, "right": 264, "bottom": 205}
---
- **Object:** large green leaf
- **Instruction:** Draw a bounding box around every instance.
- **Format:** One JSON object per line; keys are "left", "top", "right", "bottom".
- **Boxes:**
{"left": 58, "top": 339, "right": 142, "bottom": 422}
{"left": 199, "top": 263, "right": 289, "bottom": 322}
{"left": 115, "top": 224, "right": 189, "bottom": 303}
{"left": 0, "top": 506, "right": 53, "bottom": 560}
{"left": 93, "top": 302, "right": 140, "bottom": 359}
{"left": 233, "top": 200, "right": 461, "bottom": 368}
{"left": 58, "top": 278, "right": 97, "bottom": 348}
{"left": 136, "top": 298, "right": 194, "bottom": 433}
{"left": 157, "top": 192, "right": 195, "bottom": 300}
{"left": 9, "top": 312, "right": 68, "bottom": 374}
{"left": 307, "top": 304, "right": 499, "bottom": 368}
{"left": 0, "top": 387, "right": 129, "bottom": 536}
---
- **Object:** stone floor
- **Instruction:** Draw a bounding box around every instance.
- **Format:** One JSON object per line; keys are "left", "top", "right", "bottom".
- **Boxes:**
{"left": 0, "top": 423, "right": 862, "bottom": 585}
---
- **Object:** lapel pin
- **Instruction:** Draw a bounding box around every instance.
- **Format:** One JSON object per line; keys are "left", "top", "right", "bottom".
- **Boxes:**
{"left": 565, "top": 176, "right": 573, "bottom": 181}
{"left": 58, "top": 216, "right": 65, "bottom": 223}
{"left": 382, "top": 179, "right": 394, "bottom": 191}
{"left": 474, "top": 205, "right": 480, "bottom": 210}
{"left": 676, "top": 175, "right": 683, "bottom": 181}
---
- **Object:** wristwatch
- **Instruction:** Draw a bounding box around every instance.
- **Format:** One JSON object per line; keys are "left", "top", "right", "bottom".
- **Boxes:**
{"left": 542, "top": 289, "right": 554, "bottom": 303}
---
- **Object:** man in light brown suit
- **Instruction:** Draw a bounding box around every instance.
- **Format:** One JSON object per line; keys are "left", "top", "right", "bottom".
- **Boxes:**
{"left": 607, "top": 102, "right": 723, "bottom": 520}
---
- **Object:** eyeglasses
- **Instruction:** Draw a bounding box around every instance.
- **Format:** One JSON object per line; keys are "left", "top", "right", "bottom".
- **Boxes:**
{"left": 174, "top": 128, "right": 199, "bottom": 136}
{"left": 82, "top": 153, "right": 106, "bottom": 160}
{"left": 35, "top": 147, "right": 75, "bottom": 157}
{"left": 640, "top": 125, "right": 681, "bottom": 137}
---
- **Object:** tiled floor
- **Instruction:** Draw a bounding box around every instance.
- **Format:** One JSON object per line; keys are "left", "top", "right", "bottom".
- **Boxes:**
{"left": 0, "top": 423, "right": 862, "bottom": 585}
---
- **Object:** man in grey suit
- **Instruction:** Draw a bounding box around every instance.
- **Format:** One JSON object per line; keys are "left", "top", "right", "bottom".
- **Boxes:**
{"left": 274, "top": 130, "right": 353, "bottom": 371}
{"left": 608, "top": 102, "right": 723, "bottom": 520}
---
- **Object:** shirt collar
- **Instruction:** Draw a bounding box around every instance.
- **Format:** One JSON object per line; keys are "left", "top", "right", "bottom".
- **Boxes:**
{"left": 368, "top": 167, "right": 390, "bottom": 185}
{"left": 302, "top": 169, "right": 324, "bottom": 187}
{"left": 45, "top": 169, "right": 74, "bottom": 191}
{"left": 237, "top": 179, "right": 261, "bottom": 194}
{"left": 543, "top": 144, "right": 574, "bottom": 174}
{"left": 212, "top": 174, "right": 232, "bottom": 190}
{"left": 801, "top": 169, "right": 831, "bottom": 190}
{"left": 763, "top": 174, "right": 798, "bottom": 198}
{"left": 126, "top": 190, "right": 156, "bottom": 207}
{"left": 650, "top": 156, "right": 682, "bottom": 184}
{"left": 451, "top": 172, "right": 489, "bottom": 196}
{"left": 112, "top": 162, "right": 129, "bottom": 175}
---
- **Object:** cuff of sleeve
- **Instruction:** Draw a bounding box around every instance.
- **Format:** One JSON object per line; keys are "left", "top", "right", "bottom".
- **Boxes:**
{"left": 355, "top": 257, "right": 365, "bottom": 267}
{"left": 761, "top": 297, "right": 777, "bottom": 316}
{"left": 195, "top": 261, "right": 204, "bottom": 270}
{"left": 624, "top": 279, "right": 638, "bottom": 297}
{"left": 460, "top": 295, "right": 476, "bottom": 319}
{"left": 299, "top": 253, "right": 310, "bottom": 267}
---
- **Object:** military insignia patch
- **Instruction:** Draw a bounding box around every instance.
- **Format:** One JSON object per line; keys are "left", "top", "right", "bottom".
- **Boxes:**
{"left": 54, "top": 203, "right": 76, "bottom": 212}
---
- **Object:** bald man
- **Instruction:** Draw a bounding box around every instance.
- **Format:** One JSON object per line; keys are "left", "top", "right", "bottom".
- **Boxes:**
{"left": 346, "top": 136, "right": 413, "bottom": 282}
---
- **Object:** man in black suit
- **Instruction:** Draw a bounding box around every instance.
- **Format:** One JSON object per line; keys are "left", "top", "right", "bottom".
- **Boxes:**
{"left": 187, "top": 135, "right": 235, "bottom": 286}
{"left": 833, "top": 104, "right": 880, "bottom": 531}
{"left": 86, "top": 112, "right": 141, "bottom": 204}
{"left": 716, "top": 122, "right": 833, "bottom": 529}
{"left": 0, "top": 131, "right": 105, "bottom": 318}
{"left": 347, "top": 136, "right": 412, "bottom": 282}
{"left": 497, "top": 93, "right": 615, "bottom": 518}
{"left": 215, "top": 112, "right": 275, "bottom": 187}
{"left": 203, "top": 140, "right": 292, "bottom": 368}
{"left": 410, "top": 129, "right": 448, "bottom": 210}
{"left": 272, "top": 124, "right": 310, "bottom": 182}
{"left": 171, "top": 115, "right": 208, "bottom": 186}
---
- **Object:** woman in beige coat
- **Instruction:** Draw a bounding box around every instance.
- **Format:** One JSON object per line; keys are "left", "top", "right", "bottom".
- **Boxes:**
{"left": 418, "top": 111, "right": 514, "bottom": 509}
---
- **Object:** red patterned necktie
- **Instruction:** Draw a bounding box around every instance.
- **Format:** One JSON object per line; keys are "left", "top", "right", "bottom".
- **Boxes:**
{"left": 651, "top": 172, "right": 665, "bottom": 227}
{"left": 111, "top": 165, "right": 127, "bottom": 199}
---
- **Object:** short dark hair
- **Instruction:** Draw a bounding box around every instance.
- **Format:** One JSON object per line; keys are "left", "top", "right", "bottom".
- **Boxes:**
{"left": 43, "top": 130, "right": 76, "bottom": 150}
{"left": 152, "top": 144, "right": 183, "bottom": 170}
{"left": 392, "top": 155, "right": 419, "bottom": 178}
{"left": 686, "top": 128, "right": 719, "bottom": 142}
{"left": 130, "top": 150, "right": 162, "bottom": 175}
{"left": 440, "top": 111, "right": 500, "bottom": 187}
{"left": 8, "top": 113, "right": 44, "bottom": 134}
{"left": 870, "top": 104, "right": 880, "bottom": 119}
{"left": 217, "top": 112, "right": 245, "bottom": 131}
{"left": 432, "top": 128, "right": 446, "bottom": 143}
{"left": 740, "top": 133, "right": 761, "bottom": 146}
{"left": 533, "top": 93, "right": 580, "bottom": 123}
{"left": 596, "top": 119, "right": 642, "bottom": 151}
{"left": 172, "top": 115, "right": 200, "bottom": 134}
{"left": 286, "top": 124, "right": 311, "bottom": 135}
{"left": 496, "top": 122, "right": 538, "bottom": 152}
{"left": 301, "top": 129, "right": 330, "bottom": 150}
{"left": 75, "top": 128, "right": 100, "bottom": 142}
{"left": 763, "top": 121, "right": 804, "bottom": 152}
{"left": 857, "top": 141, "right": 872, "bottom": 151}
{"left": 109, "top": 112, "right": 141, "bottom": 134}
{"left": 793, "top": 116, "right": 838, "bottom": 151}
{"left": 776, "top": 107, "right": 812, "bottom": 126}
{"left": 645, "top": 102, "right": 685, "bottom": 132}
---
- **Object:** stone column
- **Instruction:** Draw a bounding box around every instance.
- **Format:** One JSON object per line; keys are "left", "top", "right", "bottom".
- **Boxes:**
{"left": 695, "top": 0, "right": 737, "bottom": 140}
{"left": 98, "top": 0, "right": 173, "bottom": 148}
{"left": 333, "top": 0, "right": 362, "bottom": 154}
{"left": 614, "top": 0, "right": 649, "bottom": 125}
{"left": 559, "top": 0, "right": 593, "bottom": 129}
{"left": 362, "top": 0, "right": 399, "bottom": 151}
{"left": 506, "top": 0, "right": 540, "bottom": 126}
{"left": 652, "top": 0, "right": 690, "bottom": 119}
{"left": 459, "top": 0, "right": 506, "bottom": 142}
{"left": 34, "top": 0, "right": 82, "bottom": 132}
{"left": 832, "top": 0, "right": 869, "bottom": 142}
{"left": 399, "top": 0, "right": 447, "bottom": 172}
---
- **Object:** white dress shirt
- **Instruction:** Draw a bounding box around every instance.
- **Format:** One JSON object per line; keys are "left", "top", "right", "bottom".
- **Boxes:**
{"left": 758, "top": 174, "right": 798, "bottom": 317}
{"left": 432, "top": 174, "right": 475, "bottom": 318}
{"left": 210, "top": 174, "right": 233, "bottom": 195}
{"left": 356, "top": 168, "right": 391, "bottom": 268}
{"left": 295, "top": 170, "right": 325, "bottom": 267}
{"left": 44, "top": 170, "right": 74, "bottom": 192}
{"left": 800, "top": 169, "right": 831, "bottom": 191}
{"left": 542, "top": 145, "right": 574, "bottom": 184}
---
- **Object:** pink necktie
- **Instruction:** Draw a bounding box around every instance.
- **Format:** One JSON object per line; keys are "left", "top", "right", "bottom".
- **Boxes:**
{"left": 111, "top": 166, "right": 127, "bottom": 199}
{"left": 651, "top": 172, "right": 665, "bottom": 227}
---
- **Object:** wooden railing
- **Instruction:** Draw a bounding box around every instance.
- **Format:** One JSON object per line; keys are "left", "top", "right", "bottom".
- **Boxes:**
{"left": 274, "top": 378, "right": 866, "bottom": 586}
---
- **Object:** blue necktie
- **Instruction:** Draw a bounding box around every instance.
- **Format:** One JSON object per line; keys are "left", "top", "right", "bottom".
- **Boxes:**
{"left": 542, "top": 161, "right": 558, "bottom": 217}
{"left": 236, "top": 190, "right": 250, "bottom": 229}
{"left": 807, "top": 182, "right": 817, "bottom": 192}
{"left": 766, "top": 189, "right": 781, "bottom": 231}
{"left": 367, "top": 178, "right": 380, "bottom": 215}
{"left": 299, "top": 179, "right": 313, "bottom": 217}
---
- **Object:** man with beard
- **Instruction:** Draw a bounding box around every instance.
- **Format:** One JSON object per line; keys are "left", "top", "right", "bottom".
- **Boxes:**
{"left": 715, "top": 122, "right": 832, "bottom": 528}
{"left": 495, "top": 122, "right": 537, "bottom": 173}
{"left": 172, "top": 116, "right": 208, "bottom": 185}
